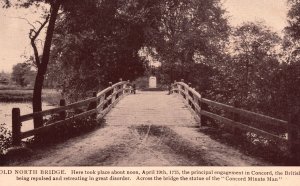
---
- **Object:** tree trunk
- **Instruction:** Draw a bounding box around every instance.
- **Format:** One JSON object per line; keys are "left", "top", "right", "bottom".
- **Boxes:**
{"left": 33, "top": 1, "right": 61, "bottom": 129}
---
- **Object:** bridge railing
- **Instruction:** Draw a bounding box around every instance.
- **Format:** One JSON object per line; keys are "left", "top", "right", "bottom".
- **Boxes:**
{"left": 170, "top": 80, "right": 300, "bottom": 160}
{"left": 11, "top": 80, "right": 133, "bottom": 146}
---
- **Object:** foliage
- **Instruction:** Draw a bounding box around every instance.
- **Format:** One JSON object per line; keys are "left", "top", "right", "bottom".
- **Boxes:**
{"left": 51, "top": 0, "right": 156, "bottom": 101}
{"left": 0, "top": 71, "right": 10, "bottom": 85}
{"left": 0, "top": 123, "right": 12, "bottom": 155}
{"left": 2, "top": 0, "right": 63, "bottom": 129}
{"left": 286, "top": 0, "right": 300, "bottom": 40}
{"left": 213, "top": 22, "right": 282, "bottom": 111}
{"left": 146, "top": 0, "right": 229, "bottom": 83}
{"left": 28, "top": 113, "right": 102, "bottom": 146}
{"left": 11, "top": 63, "right": 35, "bottom": 87}
{"left": 283, "top": 0, "right": 300, "bottom": 112}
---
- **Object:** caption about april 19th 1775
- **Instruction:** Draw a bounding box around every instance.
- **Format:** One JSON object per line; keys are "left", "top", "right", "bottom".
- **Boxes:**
{"left": 1, "top": 168, "right": 299, "bottom": 183}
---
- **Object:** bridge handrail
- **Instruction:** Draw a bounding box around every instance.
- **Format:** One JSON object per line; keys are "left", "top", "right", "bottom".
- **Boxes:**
{"left": 173, "top": 82, "right": 287, "bottom": 127}
{"left": 170, "top": 81, "right": 299, "bottom": 158}
{"left": 11, "top": 80, "right": 133, "bottom": 145}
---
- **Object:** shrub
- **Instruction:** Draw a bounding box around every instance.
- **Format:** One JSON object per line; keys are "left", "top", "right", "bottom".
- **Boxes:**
{"left": 0, "top": 123, "right": 12, "bottom": 154}
{"left": 28, "top": 113, "right": 102, "bottom": 147}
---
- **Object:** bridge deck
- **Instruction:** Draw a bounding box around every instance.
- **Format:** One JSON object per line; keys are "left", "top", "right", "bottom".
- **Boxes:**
{"left": 7, "top": 91, "right": 269, "bottom": 166}
{"left": 105, "top": 91, "right": 197, "bottom": 127}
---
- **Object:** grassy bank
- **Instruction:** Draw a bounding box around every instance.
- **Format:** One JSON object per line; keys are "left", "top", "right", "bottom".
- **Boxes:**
{"left": 0, "top": 89, "right": 62, "bottom": 106}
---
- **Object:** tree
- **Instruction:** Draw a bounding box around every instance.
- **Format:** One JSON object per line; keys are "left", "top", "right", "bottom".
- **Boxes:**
{"left": 11, "top": 63, "right": 32, "bottom": 87}
{"left": 286, "top": 0, "right": 300, "bottom": 40}
{"left": 205, "top": 21, "right": 288, "bottom": 120}
{"left": 145, "top": 0, "right": 229, "bottom": 84}
{"left": 51, "top": 0, "right": 159, "bottom": 101}
{"left": 281, "top": 0, "right": 300, "bottom": 115}
{"left": 0, "top": 71, "right": 10, "bottom": 85}
{"left": 228, "top": 22, "right": 281, "bottom": 106}
{"left": 3, "top": 0, "right": 63, "bottom": 129}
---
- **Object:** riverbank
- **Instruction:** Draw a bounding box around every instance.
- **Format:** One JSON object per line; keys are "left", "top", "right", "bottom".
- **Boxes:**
{"left": 0, "top": 89, "right": 62, "bottom": 105}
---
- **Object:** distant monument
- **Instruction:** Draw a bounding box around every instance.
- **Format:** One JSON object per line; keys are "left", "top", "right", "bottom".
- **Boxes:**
{"left": 149, "top": 76, "right": 157, "bottom": 88}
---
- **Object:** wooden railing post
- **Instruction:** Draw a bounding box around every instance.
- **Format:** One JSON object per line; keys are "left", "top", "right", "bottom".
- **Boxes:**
{"left": 187, "top": 83, "right": 192, "bottom": 106}
{"left": 126, "top": 80, "right": 130, "bottom": 94}
{"left": 192, "top": 92, "right": 200, "bottom": 123}
{"left": 132, "top": 83, "right": 136, "bottom": 94}
{"left": 87, "top": 92, "right": 97, "bottom": 119}
{"left": 233, "top": 101, "right": 243, "bottom": 138}
{"left": 12, "top": 108, "right": 21, "bottom": 146}
{"left": 111, "top": 82, "right": 116, "bottom": 103}
{"left": 288, "top": 107, "right": 300, "bottom": 164}
{"left": 200, "top": 94, "right": 208, "bottom": 126}
{"left": 172, "top": 80, "right": 178, "bottom": 93}
{"left": 98, "top": 94, "right": 105, "bottom": 113}
{"left": 184, "top": 84, "right": 189, "bottom": 102}
{"left": 59, "top": 99, "right": 66, "bottom": 120}
{"left": 168, "top": 80, "right": 173, "bottom": 95}
{"left": 108, "top": 82, "right": 113, "bottom": 106}
{"left": 119, "top": 78, "right": 123, "bottom": 97}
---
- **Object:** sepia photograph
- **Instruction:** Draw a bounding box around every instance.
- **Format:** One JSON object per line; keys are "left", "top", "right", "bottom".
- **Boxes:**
{"left": 0, "top": 0, "right": 299, "bottom": 169}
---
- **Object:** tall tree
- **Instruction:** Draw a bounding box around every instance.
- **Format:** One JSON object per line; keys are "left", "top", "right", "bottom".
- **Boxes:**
{"left": 145, "top": 0, "right": 229, "bottom": 83}
{"left": 286, "top": 0, "right": 300, "bottom": 40}
{"left": 282, "top": 0, "right": 300, "bottom": 114}
{"left": 228, "top": 22, "right": 281, "bottom": 107}
{"left": 3, "top": 0, "right": 62, "bottom": 128}
{"left": 207, "top": 21, "right": 287, "bottom": 120}
{"left": 51, "top": 0, "right": 159, "bottom": 101}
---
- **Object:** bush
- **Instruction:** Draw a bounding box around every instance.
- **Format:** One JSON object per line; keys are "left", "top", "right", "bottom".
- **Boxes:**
{"left": 0, "top": 123, "right": 12, "bottom": 155}
{"left": 28, "top": 113, "right": 102, "bottom": 147}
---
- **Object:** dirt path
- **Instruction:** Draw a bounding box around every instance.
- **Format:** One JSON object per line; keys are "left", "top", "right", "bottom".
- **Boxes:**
{"left": 7, "top": 91, "right": 269, "bottom": 166}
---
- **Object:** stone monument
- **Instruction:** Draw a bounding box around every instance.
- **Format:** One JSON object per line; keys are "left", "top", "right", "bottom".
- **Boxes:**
{"left": 149, "top": 76, "right": 157, "bottom": 88}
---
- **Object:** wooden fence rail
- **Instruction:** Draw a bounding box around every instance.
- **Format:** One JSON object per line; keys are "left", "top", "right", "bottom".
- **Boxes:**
{"left": 170, "top": 81, "right": 300, "bottom": 162}
{"left": 12, "top": 80, "right": 133, "bottom": 146}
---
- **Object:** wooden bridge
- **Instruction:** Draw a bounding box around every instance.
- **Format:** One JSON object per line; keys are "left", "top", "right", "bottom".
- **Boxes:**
{"left": 7, "top": 80, "right": 300, "bottom": 165}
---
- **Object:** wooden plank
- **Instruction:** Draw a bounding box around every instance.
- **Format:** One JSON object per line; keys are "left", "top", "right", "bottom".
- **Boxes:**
{"left": 173, "top": 82, "right": 287, "bottom": 128}
{"left": 174, "top": 91, "right": 201, "bottom": 125}
{"left": 97, "top": 104, "right": 113, "bottom": 120}
{"left": 97, "top": 87, "right": 112, "bottom": 98}
{"left": 96, "top": 93, "right": 125, "bottom": 121}
{"left": 20, "top": 81, "right": 130, "bottom": 128}
{"left": 186, "top": 102, "right": 201, "bottom": 125}
{"left": 21, "top": 109, "right": 97, "bottom": 139}
{"left": 176, "top": 82, "right": 201, "bottom": 99}
{"left": 200, "top": 98, "right": 288, "bottom": 128}
{"left": 96, "top": 82, "right": 129, "bottom": 98}
{"left": 200, "top": 110, "right": 287, "bottom": 144}
{"left": 111, "top": 81, "right": 126, "bottom": 89}
{"left": 20, "top": 97, "right": 97, "bottom": 122}
{"left": 96, "top": 88, "right": 129, "bottom": 112}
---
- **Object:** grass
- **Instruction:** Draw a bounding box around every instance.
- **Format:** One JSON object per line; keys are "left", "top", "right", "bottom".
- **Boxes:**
{"left": 0, "top": 85, "right": 33, "bottom": 90}
{"left": 0, "top": 89, "right": 33, "bottom": 102}
{"left": 199, "top": 126, "right": 290, "bottom": 165}
{"left": 0, "top": 88, "right": 62, "bottom": 105}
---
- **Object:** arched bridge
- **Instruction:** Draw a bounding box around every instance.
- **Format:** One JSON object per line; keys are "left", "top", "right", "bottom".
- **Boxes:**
{"left": 7, "top": 80, "right": 300, "bottom": 166}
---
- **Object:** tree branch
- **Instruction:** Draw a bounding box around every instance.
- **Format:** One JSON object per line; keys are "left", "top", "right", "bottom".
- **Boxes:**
{"left": 10, "top": 16, "right": 36, "bottom": 29}
{"left": 29, "top": 15, "right": 50, "bottom": 68}
{"left": 32, "top": 15, "right": 50, "bottom": 41}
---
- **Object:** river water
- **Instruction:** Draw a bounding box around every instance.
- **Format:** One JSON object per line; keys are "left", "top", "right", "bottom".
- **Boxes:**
{"left": 0, "top": 102, "right": 55, "bottom": 132}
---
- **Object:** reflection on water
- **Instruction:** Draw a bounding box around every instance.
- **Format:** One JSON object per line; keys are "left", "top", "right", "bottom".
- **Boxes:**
{"left": 0, "top": 102, "right": 55, "bottom": 132}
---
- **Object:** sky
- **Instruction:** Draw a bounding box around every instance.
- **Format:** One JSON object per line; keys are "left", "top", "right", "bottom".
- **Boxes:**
{"left": 222, "top": 0, "right": 289, "bottom": 33}
{"left": 0, "top": 0, "right": 290, "bottom": 72}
